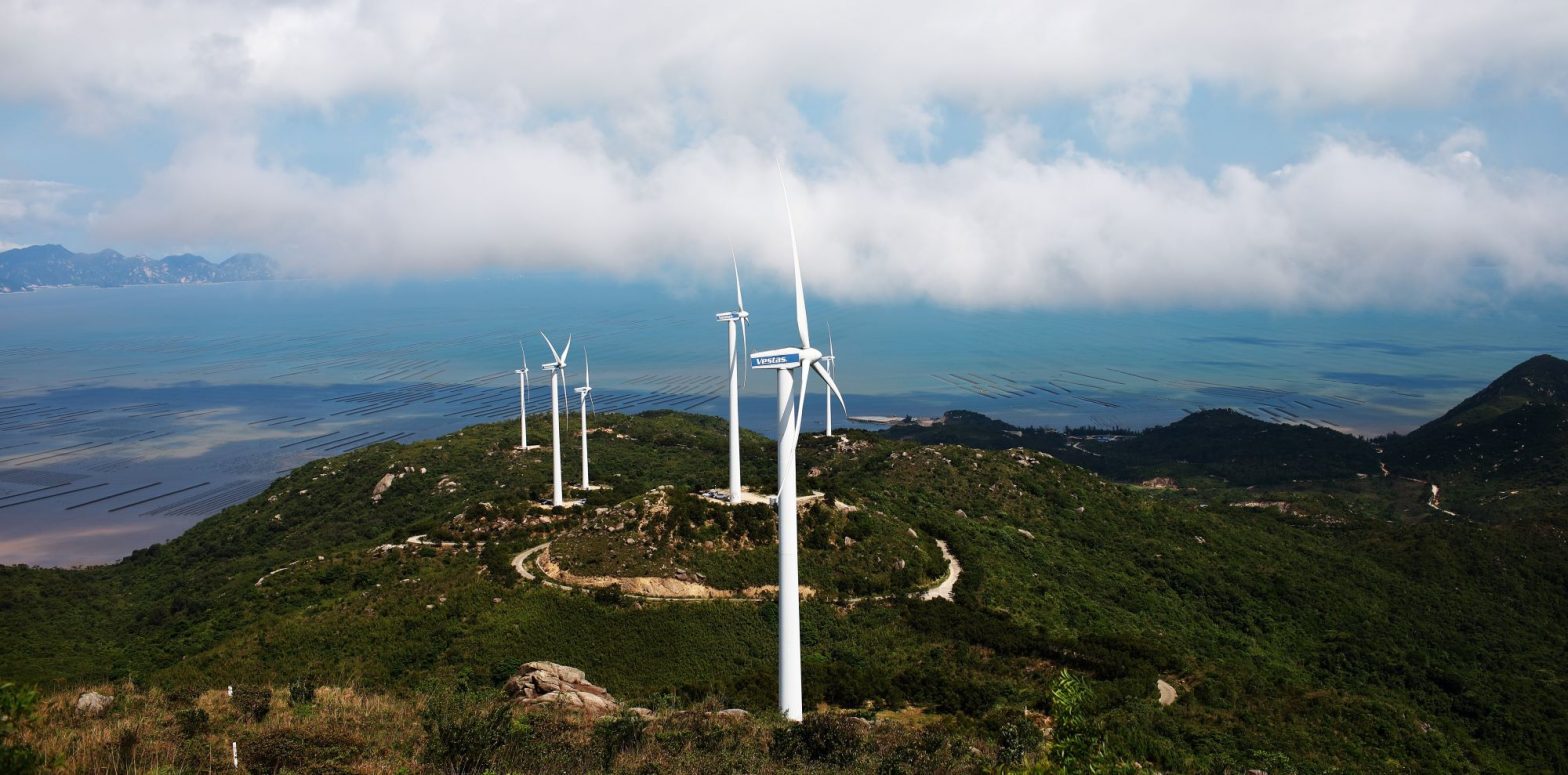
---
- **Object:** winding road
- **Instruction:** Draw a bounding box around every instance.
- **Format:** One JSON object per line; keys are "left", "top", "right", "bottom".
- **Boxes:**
{"left": 511, "top": 537, "right": 962, "bottom": 604}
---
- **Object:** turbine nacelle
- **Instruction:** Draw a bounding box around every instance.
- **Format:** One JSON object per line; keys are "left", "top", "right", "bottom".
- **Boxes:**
{"left": 749, "top": 346, "right": 816, "bottom": 370}
{"left": 715, "top": 310, "right": 749, "bottom": 322}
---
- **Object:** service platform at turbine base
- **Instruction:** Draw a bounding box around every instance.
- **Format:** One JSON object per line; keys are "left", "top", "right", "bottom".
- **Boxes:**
{"left": 533, "top": 499, "right": 586, "bottom": 510}
{"left": 543, "top": 486, "right": 952, "bottom": 604}
{"left": 697, "top": 486, "right": 774, "bottom": 506}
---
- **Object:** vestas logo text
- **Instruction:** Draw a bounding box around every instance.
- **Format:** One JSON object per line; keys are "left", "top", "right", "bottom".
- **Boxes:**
{"left": 751, "top": 354, "right": 800, "bottom": 367}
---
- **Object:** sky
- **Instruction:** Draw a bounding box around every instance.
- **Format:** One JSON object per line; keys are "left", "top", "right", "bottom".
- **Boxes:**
{"left": 2, "top": 1, "right": 1567, "bottom": 310}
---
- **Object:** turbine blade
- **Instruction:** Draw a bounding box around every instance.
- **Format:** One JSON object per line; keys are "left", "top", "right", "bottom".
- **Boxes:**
{"left": 540, "top": 331, "right": 561, "bottom": 364}
{"left": 777, "top": 160, "right": 810, "bottom": 349}
{"left": 732, "top": 250, "right": 745, "bottom": 312}
{"left": 828, "top": 324, "right": 834, "bottom": 358}
{"left": 813, "top": 361, "right": 848, "bottom": 417}
{"left": 560, "top": 335, "right": 572, "bottom": 364}
{"left": 795, "top": 363, "right": 812, "bottom": 427}
{"left": 584, "top": 350, "right": 591, "bottom": 389}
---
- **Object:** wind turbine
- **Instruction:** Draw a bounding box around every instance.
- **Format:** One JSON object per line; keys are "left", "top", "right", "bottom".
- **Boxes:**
{"left": 822, "top": 326, "right": 837, "bottom": 437}
{"left": 715, "top": 253, "right": 750, "bottom": 502}
{"left": 514, "top": 342, "right": 538, "bottom": 450}
{"left": 748, "top": 164, "right": 846, "bottom": 722}
{"left": 575, "top": 350, "right": 594, "bottom": 490}
{"left": 540, "top": 332, "right": 571, "bottom": 507}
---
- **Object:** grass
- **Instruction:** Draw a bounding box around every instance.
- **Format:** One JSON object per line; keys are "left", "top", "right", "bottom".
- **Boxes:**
{"left": 19, "top": 683, "right": 1040, "bottom": 774}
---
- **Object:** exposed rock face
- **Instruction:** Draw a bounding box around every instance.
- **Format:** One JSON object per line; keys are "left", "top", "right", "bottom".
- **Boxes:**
{"left": 1156, "top": 679, "right": 1178, "bottom": 706}
{"left": 714, "top": 708, "right": 750, "bottom": 720}
{"left": 76, "top": 691, "right": 114, "bottom": 715}
{"left": 505, "top": 661, "right": 618, "bottom": 717}
{"left": 371, "top": 473, "right": 396, "bottom": 503}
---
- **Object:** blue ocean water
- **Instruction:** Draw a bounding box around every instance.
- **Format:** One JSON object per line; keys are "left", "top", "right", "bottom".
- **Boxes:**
{"left": 1, "top": 274, "right": 1562, "bottom": 565}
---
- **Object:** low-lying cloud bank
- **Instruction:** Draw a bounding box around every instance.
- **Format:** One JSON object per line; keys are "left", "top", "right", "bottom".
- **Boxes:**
{"left": 93, "top": 127, "right": 1568, "bottom": 310}
{"left": 8, "top": 1, "right": 1567, "bottom": 309}
{"left": 5, "top": 2, "right": 1567, "bottom": 125}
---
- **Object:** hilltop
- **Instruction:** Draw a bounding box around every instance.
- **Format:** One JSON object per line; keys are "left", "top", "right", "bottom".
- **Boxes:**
{"left": 2, "top": 393, "right": 1566, "bottom": 770}
{"left": 1386, "top": 354, "right": 1568, "bottom": 520}
{"left": 882, "top": 407, "right": 1380, "bottom": 486}
{"left": 0, "top": 244, "right": 277, "bottom": 292}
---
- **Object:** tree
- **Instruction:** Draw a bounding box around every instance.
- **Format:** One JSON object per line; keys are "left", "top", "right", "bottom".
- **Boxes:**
{"left": 0, "top": 682, "right": 45, "bottom": 774}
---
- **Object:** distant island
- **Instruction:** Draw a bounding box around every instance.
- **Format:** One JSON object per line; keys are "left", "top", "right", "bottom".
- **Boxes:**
{"left": 0, "top": 244, "right": 277, "bottom": 293}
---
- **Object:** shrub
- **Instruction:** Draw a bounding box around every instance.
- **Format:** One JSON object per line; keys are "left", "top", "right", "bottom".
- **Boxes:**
{"left": 241, "top": 727, "right": 360, "bottom": 774}
{"left": 114, "top": 728, "right": 139, "bottom": 771}
{"left": 164, "top": 686, "right": 200, "bottom": 707}
{"left": 591, "top": 583, "right": 625, "bottom": 605}
{"left": 231, "top": 685, "right": 272, "bottom": 722}
{"left": 175, "top": 707, "right": 210, "bottom": 738}
{"left": 984, "top": 707, "right": 1044, "bottom": 766}
{"left": 0, "top": 682, "right": 45, "bottom": 774}
{"left": 592, "top": 711, "right": 647, "bottom": 769}
{"left": 288, "top": 678, "right": 317, "bottom": 707}
{"left": 773, "top": 713, "right": 864, "bottom": 765}
{"left": 420, "top": 690, "right": 511, "bottom": 775}
{"left": 1048, "top": 670, "right": 1107, "bottom": 771}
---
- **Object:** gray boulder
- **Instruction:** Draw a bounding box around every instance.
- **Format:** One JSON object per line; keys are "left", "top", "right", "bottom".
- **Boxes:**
{"left": 76, "top": 691, "right": 114, "bottom": 716}
{"left": 504, "top": 661, "right": 617, "bottom": 718}
{"left": 371, "top": 473, "right": 396, "bottom": 503}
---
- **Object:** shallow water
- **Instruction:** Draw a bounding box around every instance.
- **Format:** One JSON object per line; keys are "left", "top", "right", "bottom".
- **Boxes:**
{"left": 2, "top": 275, "right": 1562, "bottom": 565}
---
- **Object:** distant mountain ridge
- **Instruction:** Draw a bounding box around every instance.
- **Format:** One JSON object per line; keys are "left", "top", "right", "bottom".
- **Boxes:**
{"left": 0, "top": 244, "right": 277, "bottom": 292}
{"left": 880, "top": 355, "right": 1568, "bottom": 519}
{"left": 882, "top": 407, "right": 1381, "bottom": 486}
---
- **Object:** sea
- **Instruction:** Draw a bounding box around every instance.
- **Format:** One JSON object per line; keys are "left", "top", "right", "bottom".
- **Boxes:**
{"left": 2, "top": 274, "right": 1563, "bottom": 566}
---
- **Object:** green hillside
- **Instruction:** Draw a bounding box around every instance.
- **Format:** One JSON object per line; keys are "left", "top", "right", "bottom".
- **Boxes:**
{"left": 3, "top": 402, "right": 1566, "bottom": 771}
{"left": 1387, "top": 354, "right": 1568, "bottom": 520}
{"left": 1075, "top": 408, "right": 1381, "bottom": 485}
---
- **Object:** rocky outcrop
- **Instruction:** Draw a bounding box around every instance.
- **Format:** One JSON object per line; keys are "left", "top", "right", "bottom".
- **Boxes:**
{"left": 371, "top": 473, "right": 396, "bottom": 503}
{"left": 504, "top": 661, "right": 618, "bottom": 717}
{"left": 1157, "top": 679, "right": 1178, "bottom": 706}
{"left": 76, "top": 691, "right": 114, "bottom": 716}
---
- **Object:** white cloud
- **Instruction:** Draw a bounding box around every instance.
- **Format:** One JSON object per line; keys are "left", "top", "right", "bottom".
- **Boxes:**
{"left": 0, "top": 179, "right": 84, "bottom": 245}
{"left": 8, "top": 2, "right": 1568, "bottom": 309}
{"left": 93, "top": 126, "right": 1568, "bottom": 309}
{"left": 3, "top": 1, "right": 1567, "bottom": 127}
{"left": 1090, "top": 82, "right": 1191, "bottom": 151}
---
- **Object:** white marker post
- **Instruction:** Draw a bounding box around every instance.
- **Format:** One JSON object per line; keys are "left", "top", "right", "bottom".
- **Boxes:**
{"left": 232, "top": 741, "right": 238, "bottom": 768}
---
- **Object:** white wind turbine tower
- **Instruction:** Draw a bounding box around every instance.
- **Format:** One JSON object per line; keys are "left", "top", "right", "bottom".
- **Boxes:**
{"left": 715, "top": 254, "right": 750, "bottom": 502}
{"left": 540, "top": 332, "right": 571, "bottom": 507}
{"left": 822, "top": 326, "right": 837, "bottom": 437}
{"left": 748, "top": 165, "right": 846, "bottom": 722}
{"left": 514, "top": 342, "right": 538, "bottom": 450}
{"left": 574, "top": 350, "right": 594, "bottom": 490}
